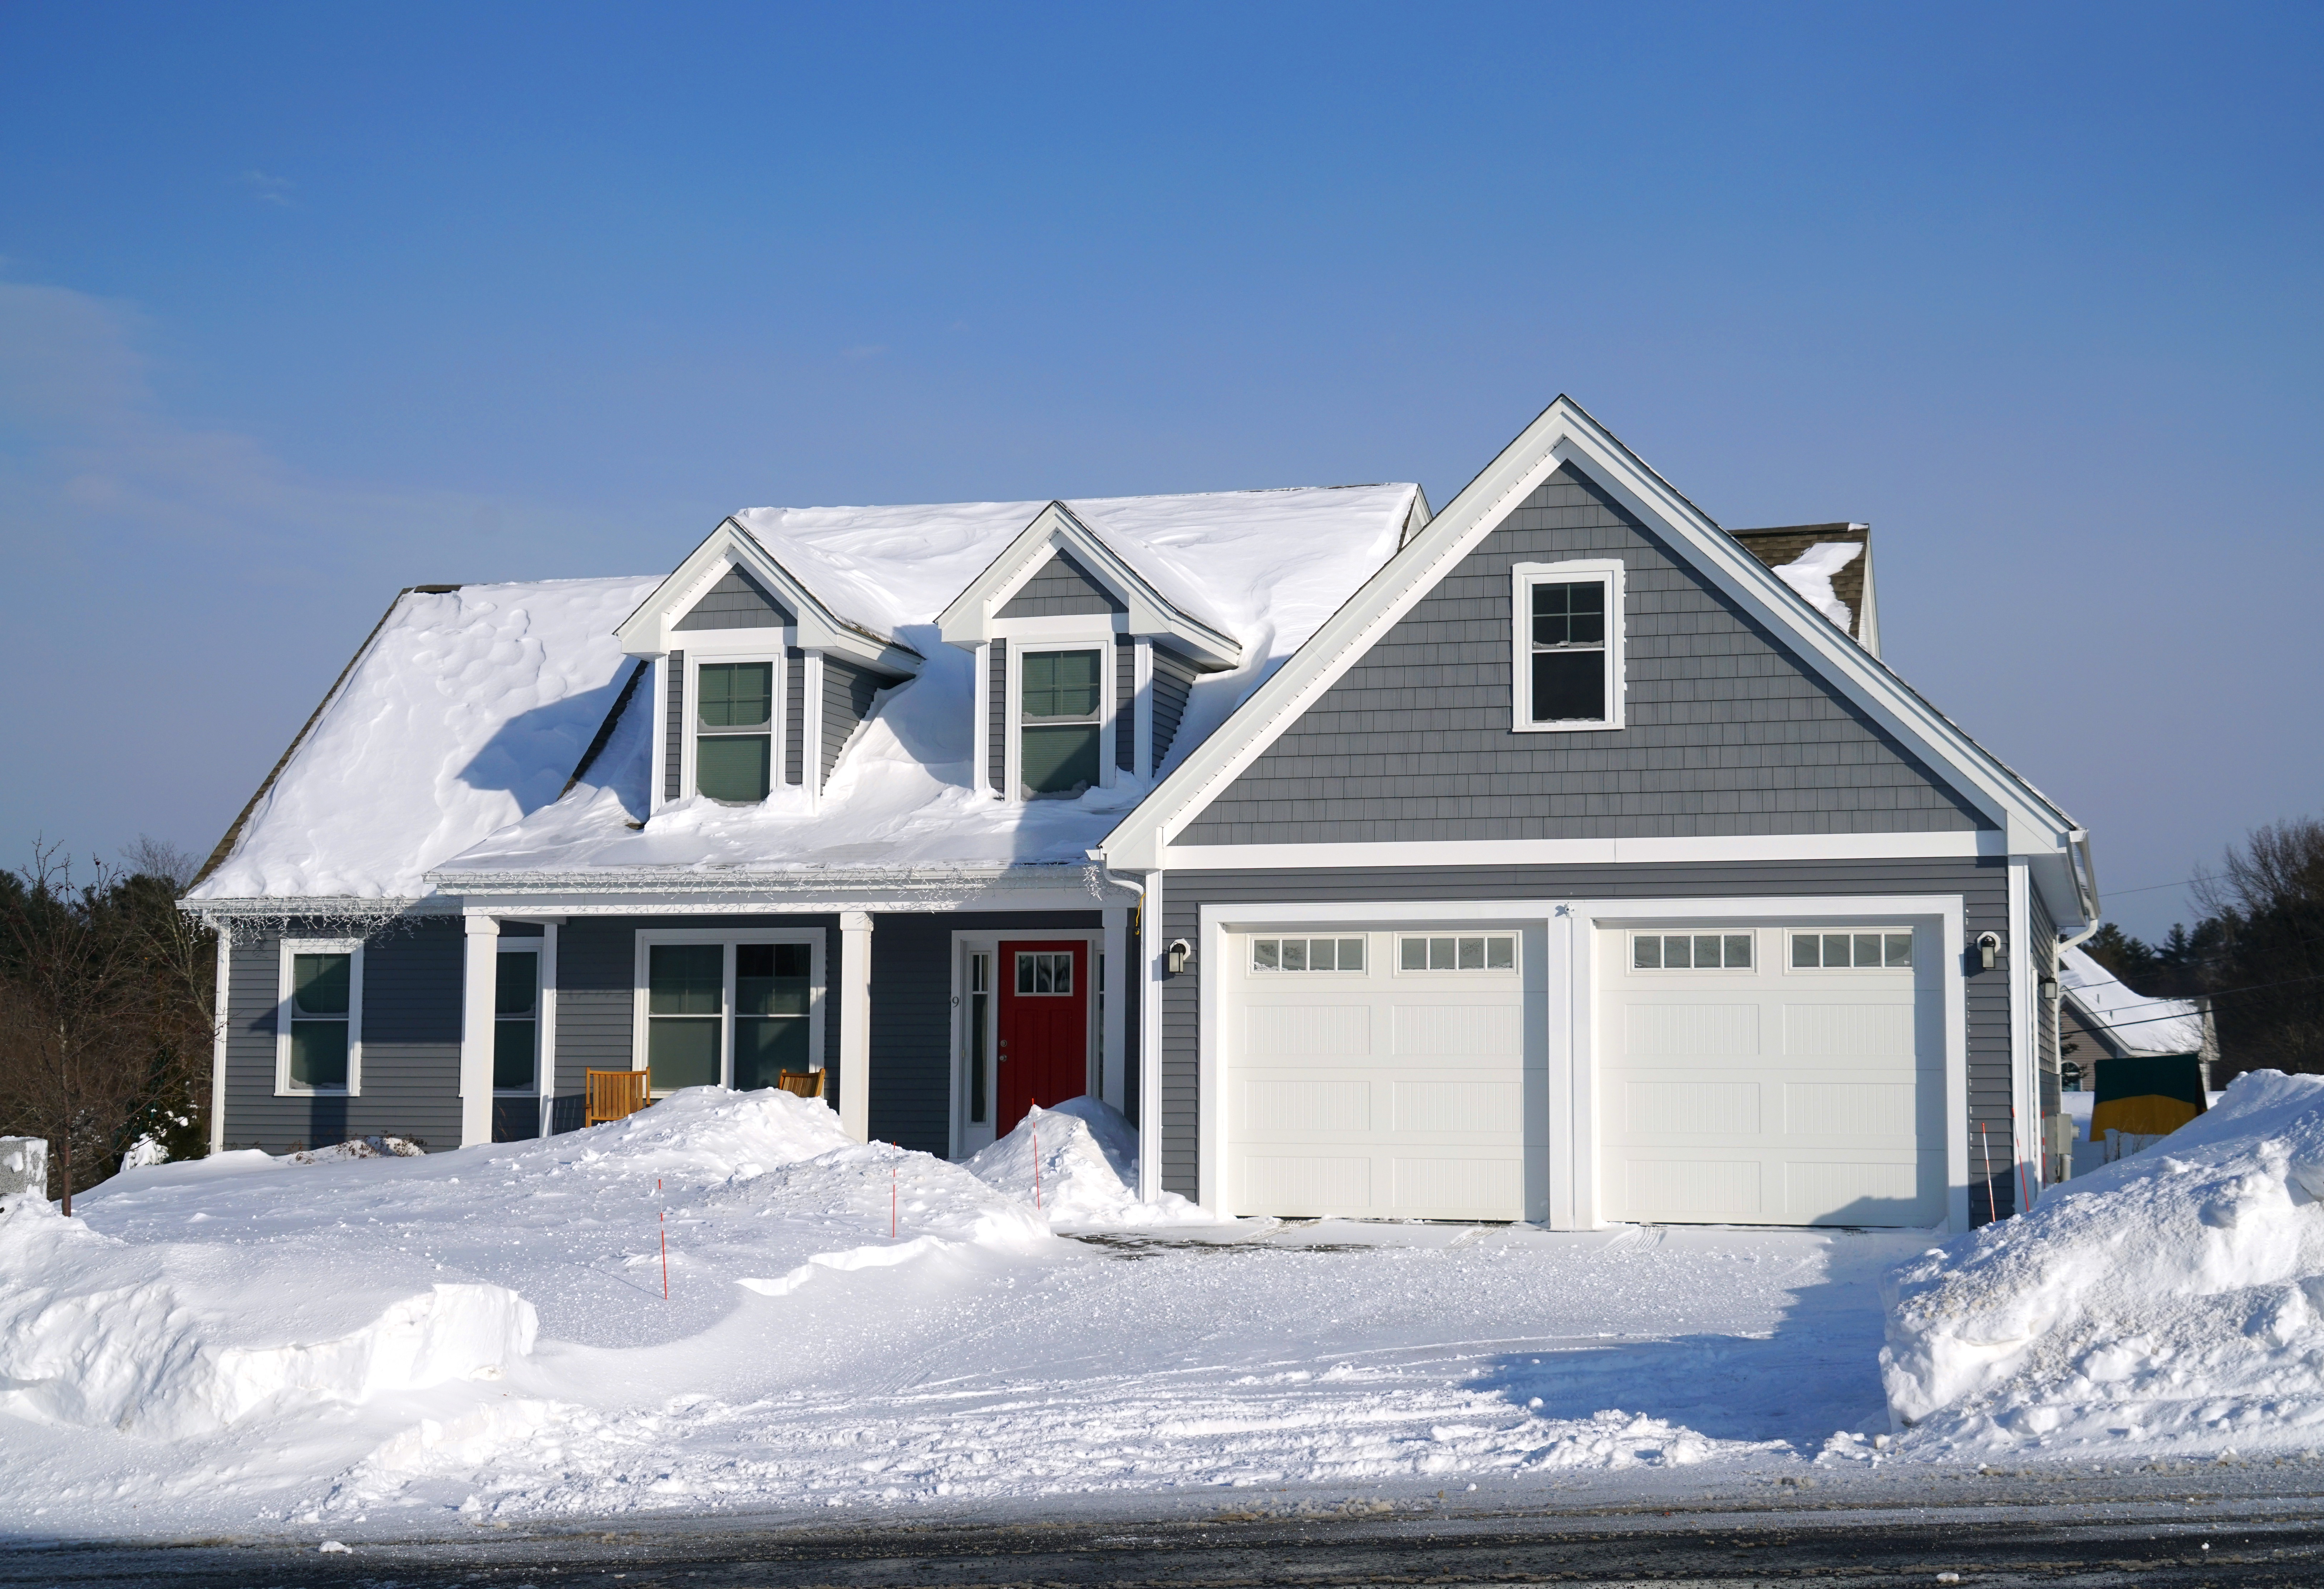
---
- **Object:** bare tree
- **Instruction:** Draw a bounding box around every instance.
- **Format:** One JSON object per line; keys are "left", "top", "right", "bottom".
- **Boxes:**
{"left": 2192, "top": 815, "right": 2324, "bottom": 1078}
{"left": 0, "top": 850, "right": 211, "bottom": 1208}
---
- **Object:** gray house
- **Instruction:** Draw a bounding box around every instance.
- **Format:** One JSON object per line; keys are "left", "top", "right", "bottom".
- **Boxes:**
{"left": 186, "top": 398, "right": 2097, "bottom": 1231}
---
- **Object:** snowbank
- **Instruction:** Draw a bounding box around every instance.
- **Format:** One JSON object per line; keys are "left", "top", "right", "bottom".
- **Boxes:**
{"left": 1882, "top": 1070, "right": 2324, "bottom": 1453}
{"left": 963, "top": 1098, "right": 1223, "bottom": 1228}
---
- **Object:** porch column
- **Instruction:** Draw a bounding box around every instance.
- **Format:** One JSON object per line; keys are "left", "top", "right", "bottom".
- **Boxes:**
{"left": 1101, "top": 906, "right": 1128, "bottom": 1107}
{"left": 459, "top": 914, "right": 500, "bottom": 1147}
{"left": 838, "top": 910, "right": 873, "bottom": 1141}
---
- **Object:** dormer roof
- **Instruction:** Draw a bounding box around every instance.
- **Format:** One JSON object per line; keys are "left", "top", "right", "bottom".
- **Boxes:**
{"left": 936, "top": 501, "right": 1245, "bottom": 668}
{"left": 616, "top": 517, "right": 925, "bottom": 675}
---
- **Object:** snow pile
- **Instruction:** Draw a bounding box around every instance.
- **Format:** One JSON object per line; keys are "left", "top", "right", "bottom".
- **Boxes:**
{"left": 191, "top": 576, "right": 662, "bottom": 900}
{"left": 0, "top": 1089, "right": 1044, "bottom": 1450}
{"left": 963, "top": 1098, "right": 1222, "bottom": 1228}
{"left": 1772, "top": 541, "right": 1863, "bottom": 631}
{"left": 1882, "top": 1070, "right": 2324, "bottom": 1452}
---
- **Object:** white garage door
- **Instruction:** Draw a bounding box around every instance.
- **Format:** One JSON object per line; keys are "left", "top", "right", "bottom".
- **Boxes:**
{"left": 1597, "top": 925, "right": 1942, "bottom": 1226}
{"left": 1224, "top": 928, "right": 1535, "bottom": 1220}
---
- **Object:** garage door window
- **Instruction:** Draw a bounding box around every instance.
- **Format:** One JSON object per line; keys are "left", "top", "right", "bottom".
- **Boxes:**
{"left": 1251, "top": 937, "right": 1366, "bottom": 972}
{"left": 1398, "top": 934, "right": 1515, "bottom": 972}
{"left": 1791, "top": 931, "right": 1912, "bottom": 969}
{"left": 1632, "top": 932, "right": 1753, "bottom": 970}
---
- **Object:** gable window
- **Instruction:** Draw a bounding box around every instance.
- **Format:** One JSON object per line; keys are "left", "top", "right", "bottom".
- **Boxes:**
{"left": 697, "top": 661, "right": 773, "bottom": 802}
{"left": 637, "top": 933, "right": 822, "bottom": 1097}
{"left": 1021, "top": 648, "right": 1102, "bottom": 797}
{"left": 276, "top": 937, "right": 363, "bottom": 1095}
{"left": 1511, "top": 560, "right": 1625, "bottom": 732}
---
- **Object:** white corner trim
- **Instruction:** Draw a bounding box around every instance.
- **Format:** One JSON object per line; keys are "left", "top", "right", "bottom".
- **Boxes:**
{"left": 803, "top": 651, "right": 826, "bottom": 804}
{"left": 1510, "top": 558, "right": 1626, "bottom": 733}
{"left": 838, "top": 911, "right": 873, "bottom": 1142}
{"left": 459, "top": 916, "right": 499, "bottom": 1147}
{"left": 1139, "top": 871, "right": 1163, "bottom": 1203}
{"left": 274, "top": 935, "right": 365, "bottom": 1100}
{"left": 208, "top": 919, "right": 232, "bottom": 1155}
{"left": 537, "top": 922, "right": 558, "bottom": 1137}
{"left": 1160, "top": 829, "right": 2002, "bottom": 871}
{"left": 971, "top": 642, "right": 991, "bottom": 799}
{"left": 2008, "top": 858, "right": 2034, "bottom": 1205}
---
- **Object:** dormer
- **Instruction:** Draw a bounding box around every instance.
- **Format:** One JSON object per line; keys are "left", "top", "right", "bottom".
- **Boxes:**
{"left": 937, "top": 502, "right": 1242, "bottom": 802}
{"left": 617, "top": 519, "right": 921, "bottom": 811}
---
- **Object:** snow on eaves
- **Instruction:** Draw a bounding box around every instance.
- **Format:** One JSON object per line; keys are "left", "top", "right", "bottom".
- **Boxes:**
{"left": 189, "top": 577, "right": 663, "bottom": 902}
{"left": 2060, "top": 943, "right": 2207, "bottom": 1056}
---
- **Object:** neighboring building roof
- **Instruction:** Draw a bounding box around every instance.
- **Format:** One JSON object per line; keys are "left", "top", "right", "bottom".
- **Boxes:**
{"left": 2060, "top": 944, "right": 2208, "bottom": 1058}
{"left": 1731, "top": 523, "right": 1877, "bottom": 651}
{"left": 194, "top": 485, "right": 1421, "bottom": 902}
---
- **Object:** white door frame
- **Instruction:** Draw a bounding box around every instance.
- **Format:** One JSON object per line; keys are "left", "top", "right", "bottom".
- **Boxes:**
{"left": 947, "top": 928, "right": 1104, "bottom": 1159}
{"left": 1196, "top": 894, "right": 1970, "bottom": 1233}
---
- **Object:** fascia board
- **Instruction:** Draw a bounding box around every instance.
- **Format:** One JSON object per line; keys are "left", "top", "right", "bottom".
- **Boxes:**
{"left": 1098, "top": 396, "right": 2080, "bottom": 871}
{"left": 620, "top": 520, "right": 921, "bottom": 675}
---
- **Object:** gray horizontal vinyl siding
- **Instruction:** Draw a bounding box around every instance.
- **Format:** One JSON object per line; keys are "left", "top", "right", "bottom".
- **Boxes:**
{"left": 663, "top": 651, "right": 684, "bottom": 801}
{"left": 1116, "top": 636, "right": 1136, "bottom": 772}
{"left": 674, "top": 567, "right": 793, "bottom": 630}
{"left": 987, "top": 638, "right": 1008, "bottom": 794}
{"left": 870, "top": 912, "right": 1103, "bottom": 1156}
{"left": 995, "top": 551, "right": 1126, "bottom": 618}
{"left": 550, "top": 915, "right": 842, "bottom": 1134}
{"left": 1181, "top": 462, "right": 1990, "bottom": 844}
{"left": 221, "top": 918, "right": 464, "bottom": 1155}
{"left": 1159, "top": 855, "right": 2016, "bottom": 1223}
{"left": 821, "top": 655, "right": 893, "bottom": 788}
{"left": 1151, "top": 646, "right": 1197, "bottom": 767}
{"left": 785, "top": 647, "right": 806, "bottom": 785}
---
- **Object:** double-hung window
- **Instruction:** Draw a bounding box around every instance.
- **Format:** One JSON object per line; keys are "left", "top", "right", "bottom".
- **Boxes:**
{"left": 639, "top": 934, "right": 821, "bottom": 1095}
{"left": 1512, "top": 560, "right": 1624, "bottom": 731}
{"left": 276, "top": 937, "right": 363, "bottom": 1095}
{"left": 1020, "top": 648, "right": 1103, "bottom": 797}
{"left": 494, "top": 946, "right": 540, "bottom": 1093}
{"left": 696, "top": 661, "right": 774, "bottom": 802}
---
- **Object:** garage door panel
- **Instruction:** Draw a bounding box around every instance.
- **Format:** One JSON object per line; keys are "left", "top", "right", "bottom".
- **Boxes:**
{"left": 1392, "top": 1078, "right": 1521, "bottom": 1133}
{"left": 1244, "top": 1078, "right": 1370, "bottom": 1133}
{"left": 1393, "top": 1153, "right": 1522, "bottom": 1215}
{"left": 1393, "top": 1002, "right": 1522, "bottom": 1058}
{"left": 1244, "top": 1004, "right": 1372, "bottom": 1059}
{"left": 1241, "top": 1153, "right": 1372, "bottom": 1213}
{"left": 1600, "top": 925, "right": 1939, "bottom": 1228}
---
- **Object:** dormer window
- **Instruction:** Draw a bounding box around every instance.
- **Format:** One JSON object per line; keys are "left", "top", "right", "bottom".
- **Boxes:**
{"left": 1021, "top": 648, "right": 1103, "bottom": 797}
{"left": 697, "top": 661, "right": 773, "bottom": 802}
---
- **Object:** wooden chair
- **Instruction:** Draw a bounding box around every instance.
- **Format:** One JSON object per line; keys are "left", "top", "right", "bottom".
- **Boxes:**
{"left": 585, "top": 1068, "right": 650, "bottom": 1126}
{"left": 774, "top": 1069, "right": 826, "bottom": 1100}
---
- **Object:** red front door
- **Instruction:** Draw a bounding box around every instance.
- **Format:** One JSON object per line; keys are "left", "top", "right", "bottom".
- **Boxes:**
{"left": 996, "top": 939, "right": 1089, "bottom": 1133}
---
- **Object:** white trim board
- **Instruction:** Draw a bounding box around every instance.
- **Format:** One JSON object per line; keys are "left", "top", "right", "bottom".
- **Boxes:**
{"left": 1190, "top": 892, "right": 1970, "bottom": 1235}
{"left": 1161, "top": 830, "right": 2004, "bottom": 870}
{"left": 1098, "top": 396, "right": 2089, "bottom": 931}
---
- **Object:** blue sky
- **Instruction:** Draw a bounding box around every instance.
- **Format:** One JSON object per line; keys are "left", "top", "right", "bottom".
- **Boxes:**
{"left": 2, "top": 1, "right": 2316, "bottom": 937}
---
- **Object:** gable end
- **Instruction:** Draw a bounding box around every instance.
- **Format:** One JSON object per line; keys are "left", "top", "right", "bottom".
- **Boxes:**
{"left": 674, "top": 565, "right": 794, "bottom": 631}
{"left": 1178, "top": 462, "right": 1991, "bottom": 845}
{"left": 995, "top": 549, "right": 1128, "bottom": 618}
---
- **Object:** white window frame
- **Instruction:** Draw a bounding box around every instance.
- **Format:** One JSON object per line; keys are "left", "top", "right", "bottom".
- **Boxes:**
{"left": 275, "top": 936, "right": 364, "bottom": 1097}
{"left": 1511, "top": 558, "right": 1626, "bottom": 733}
{"left": 996, "top": 621, "right": 1121, "bottom": 803}
{"left": 630, "top": 928, "right": 826, "bottom": 1095}
{"left": 684, "top": 649, "right": 787, "bottom": 804}
{"left": 492, "top": 939, "right": 545, "bottom": 1098}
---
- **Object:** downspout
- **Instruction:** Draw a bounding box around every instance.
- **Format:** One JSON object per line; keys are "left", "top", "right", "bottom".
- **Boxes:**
{"left": 2045, "top": 830, "right": 2102, "bottom": 1194}
{"left": 1086, "top": 850, "right": 1152, "bottom": 1199}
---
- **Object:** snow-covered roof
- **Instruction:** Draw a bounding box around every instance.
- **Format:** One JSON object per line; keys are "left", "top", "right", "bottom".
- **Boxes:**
{"left": 190, "top": 578, "right": 662, "bottom": 902}
{"left": 2060, "top": 944, "right": 2207, "bottom": 1057}
{"left": 193, "top": 485, "right": 1420, "bottom": 901}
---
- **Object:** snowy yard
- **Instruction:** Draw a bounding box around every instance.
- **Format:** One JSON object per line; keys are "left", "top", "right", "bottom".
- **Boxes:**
{"left": 8, "top": 1078, "right": 2324, "bottom": 1541}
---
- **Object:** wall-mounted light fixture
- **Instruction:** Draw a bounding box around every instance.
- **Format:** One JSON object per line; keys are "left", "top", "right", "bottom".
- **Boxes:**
{"left": 2040, "top": 976, "right": 2059, "bottom": 1002}
{"left": 1976, "top": 931, "right": 2002, "bottom": 971}
{"left": 1166, "top": 938, "right": 1192, "bottom": 975}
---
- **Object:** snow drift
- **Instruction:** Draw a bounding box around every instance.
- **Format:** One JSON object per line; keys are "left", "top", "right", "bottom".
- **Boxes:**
{"left": 962, "top": 1097, "right": 1222, "bottom": 1228}
{"left": 1883, "top": 1070, "right": 2324, "bottom": 1451}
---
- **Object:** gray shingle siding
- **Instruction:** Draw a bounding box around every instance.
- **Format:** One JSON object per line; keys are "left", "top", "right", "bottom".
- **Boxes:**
{"left": 1116, "top": 636, "right": 1136, "bottom": 771}
{"left": 785, "top": 647, "right": 806, "bottom": 786}
{"left": 869, "top": 912, "right": 1103, "bottom": 1156}
{"left": 1151, "top": 646, "right": 1197, "bottom": 767}
{"left": 821, "top": 655, "right": 892, "bottom": 788}
{"left": 663, "top": 651, "right": 684, "bottom": 801}
{"left": 995, "top": 550, "right": 1126, "bottom": 618}
{"left": 673, "top": 567, "right": 793, "bottom": 630}
{"left": 1180, "top": 462, "right": 1990, "bottom": 844}
{"left": 1158, "top": 856, "right": 2015, "bottom": 1223}
{"left": 987, "top": 638, "right": 1008, "bottom": 794}
{"left": 221, "top": 918, "right": 464, "bottom": 1154}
